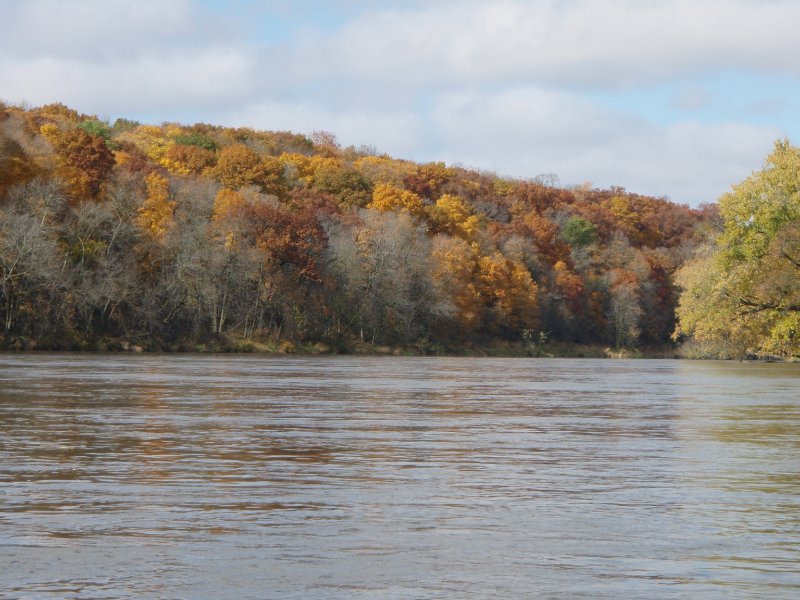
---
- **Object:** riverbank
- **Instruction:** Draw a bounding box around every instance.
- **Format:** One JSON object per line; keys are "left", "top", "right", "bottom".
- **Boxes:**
{"left": 1, "top": 332, "right": 687, "bottom": 359}
{"left": 7, "top": 332, "right": 796, "bottom": 361}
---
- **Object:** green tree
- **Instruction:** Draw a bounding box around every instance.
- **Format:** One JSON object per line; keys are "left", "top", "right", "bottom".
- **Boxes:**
{"left": 675, "top": 141, "right": 800, "bottom": 357}
{"left": 561, "top": 215, "right": 597, "bottom": 247}
{"left": 77, "top": 119, "right": 113, "bottom": 144}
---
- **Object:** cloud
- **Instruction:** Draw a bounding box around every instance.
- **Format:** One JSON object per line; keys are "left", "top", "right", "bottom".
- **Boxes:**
{"left": 0, "top": 0, "right": 219, "bottom": 60}
{"left": 1, "top": 0, "right": 795, "bottom": 205}
{"left": 671, "top": 87, "right": 713, "bottom": 112}
{"left": 230, "top": 85, "right": 786, "bottom": 204}
{"left": 0, "top": 0, "right": 258, "bottom": 115}
{"left": 0, "top": 50, "right": 256, "bottom": 116}
{"left": 222, "top": 101, "right": 425, "bottom": 157}
{"left": 292, "top": 0, "right": 800, "bottom": 90}
{"left": 427, "top": 86, "right": 782, "bottom": 203}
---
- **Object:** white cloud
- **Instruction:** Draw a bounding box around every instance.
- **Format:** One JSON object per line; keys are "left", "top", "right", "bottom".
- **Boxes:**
{"left": 0, "top": 0, "right": 214, "bottom": 60}
{"left": 427, "top": 86, "right": 781, "bottom": 203}
{"left": 0, "top": 0, "right": 795, "bottom": 205}
{"left": 671, "top": 87, "right": 713, "bottom": 112}
{"left": 0, "top": 49, "right": 255, "bottom": 115}
{"left": 222, "top": 101, "right": 425, "bottom": 157}
{"left": 292, "top": 0, "right": 800, "bottom": 90}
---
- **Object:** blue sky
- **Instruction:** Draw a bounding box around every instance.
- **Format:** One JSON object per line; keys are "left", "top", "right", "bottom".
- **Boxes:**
{"left": 2, "top": 0, "right": 799, "bottom": 206}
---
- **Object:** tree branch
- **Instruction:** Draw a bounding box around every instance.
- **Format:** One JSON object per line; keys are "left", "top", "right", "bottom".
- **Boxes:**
{"left": 738, "top": 297, "right": 800, "bottom": 313}
{"left": 781, "top": 251, "right": 800, "bottom": 269}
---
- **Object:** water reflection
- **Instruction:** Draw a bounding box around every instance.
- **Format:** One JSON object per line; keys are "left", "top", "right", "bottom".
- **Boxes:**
{"left": 0, "top": 355, "right": 798, "bottom": 598}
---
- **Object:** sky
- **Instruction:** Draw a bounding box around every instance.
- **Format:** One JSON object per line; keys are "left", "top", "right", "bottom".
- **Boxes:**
{"left": 1, "top": 0, "right": 799, "bottom": 206}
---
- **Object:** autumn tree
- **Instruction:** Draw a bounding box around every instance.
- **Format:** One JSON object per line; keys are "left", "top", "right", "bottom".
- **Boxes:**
{"left": 136, "top": 172, "right": 175, "bottom": 241}
{"left": 160, "top": 143, "right": 215, "bottom": 175}
{"left": 311, "top": 130, "right": 340, "bottom": 156}
{"left": 36, "top": 103, "right": 82, "bottom": 124}
{"left": 427, "top": 194, "right": 481, "bottom": 239}
{"left": 675, "top": 140, "right": 800, "bottom": 357}
{"left": 403, "top": 162, "right": 452, "bottom": 200}
{"left": 430, "top": 235, "right": 482, "bottom": 329}
{"left": 309, "top": 163, "right": 372, "bottom": 208}
{"left": 513, "top": 181, "right": 572, "bottom": 214}
{"left": 209, "top": 143, "right": 284, "bottom": 196}
{"left": 367, "top": 183, "right": 426, "bottom": 217}
{"left": 534, "top": 213, "right": 569, "bottom": 264}
{"left": 0, "top": 136, "right": 38, "bottom": 196}
{"left": 116, "top": 125, "right": 171, "bottom": 162}
{"left": 48, "top": 128, "right": 116, "bottom": 200}
{"left": 212, "top": 188, "right": 247, "bottom": 224}
{"left": 243, "top": 201, "right": 326, "bottom": 283}
{"left": 477, "top": 252, "right": 539, "bottom": 333}
{"left": 354, "top": 155, "right": 416, "bottom": 187}
{"left": 551, "top": 259, "right": 586, "bottom": 339}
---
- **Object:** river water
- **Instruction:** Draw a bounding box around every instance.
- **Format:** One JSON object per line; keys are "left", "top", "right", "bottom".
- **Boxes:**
{"left": 0, "top": 355, "right": 798, "bottom": 599}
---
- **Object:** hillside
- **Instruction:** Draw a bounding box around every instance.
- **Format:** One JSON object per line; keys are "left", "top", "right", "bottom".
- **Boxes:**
{"left": 0, "top": 102, "right": 715, "bottom": 353}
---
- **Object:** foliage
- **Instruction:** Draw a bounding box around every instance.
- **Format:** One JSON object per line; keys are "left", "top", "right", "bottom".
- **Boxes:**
{"left": 403, "top": 162, "right": 452, "bottom": 200}
{"left": 0, "top": 137, "right": 38, "bottom": 196}
{"left": 0, "top": 102, "right": 714, "bottom": 352}
{"left": 50, "top": 128, "right": 116, "bottom": 200}
{"left": 160, "top": 143, "right": 215, "bottom": 175}
{"left": 427, "top": 194, "right": 481, "bottom": 240}
{"left": 111, "top": 118, "right": 140, "bottom": 134}
{"left": 77, "top": 119, "right": 113, "bottom": 143}
{"left": 116, "top": 125, "right": 171, "bottom": 161}
{"left": 171, "top": 131, "right": 217, "bottom": 151}
{"left": 675, "top": 141, "right": 800, "bottom": 357}
{"left": 210, "top": 144, "right": 284, "bottom": 195}
{"left": 136, "top": 172, "right": 175, "bottom": 241}
{"left": 310, "top": 164, "right": 371, "bottom": 208}
{"left": 561, "top": 215, "right": 597, "bottom": 247}
{"left": 367, "top": 183, "right": 425, "bottom": 217}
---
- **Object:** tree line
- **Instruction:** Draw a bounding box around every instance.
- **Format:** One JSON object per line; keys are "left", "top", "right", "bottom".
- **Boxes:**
{"left": 0, "top": 101, "right": 728, "bottom": 354}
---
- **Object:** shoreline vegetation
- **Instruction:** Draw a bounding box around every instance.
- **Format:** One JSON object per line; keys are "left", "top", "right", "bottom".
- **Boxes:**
{"left": 4, "top": 332, "right": 667, "bottom": 358}
{"left": 2, "top": 333, "right": 794, "bottom": 362}
{"left": 1, "top": 102, "right": 797, "bottom": 359}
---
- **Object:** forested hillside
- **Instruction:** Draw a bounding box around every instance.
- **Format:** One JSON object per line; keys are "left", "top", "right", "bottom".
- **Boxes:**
{"left": 0, "top": 102, "right": 715, "bottom": 353}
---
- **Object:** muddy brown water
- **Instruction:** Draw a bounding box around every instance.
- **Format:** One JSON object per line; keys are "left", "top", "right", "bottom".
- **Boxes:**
{"left": 1, "top": 355, "right": 798, "bottom": 598}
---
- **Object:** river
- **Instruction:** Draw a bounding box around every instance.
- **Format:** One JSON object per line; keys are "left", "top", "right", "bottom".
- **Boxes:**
{"left": 1, "top": 355, "right": 798, "bottom": 598}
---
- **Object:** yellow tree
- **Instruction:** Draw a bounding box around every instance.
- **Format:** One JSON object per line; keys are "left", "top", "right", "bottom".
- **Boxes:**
{"left": 367, "top": 183, "right": 426, "bottom": 217}
{"left": 430, "top": 236, "right": 483, "bottom": 328}
{"left": 354, "top": 156, "right": 417, "bottom": 187}
{"left": 427, "top": 194, "right": 481, "bottom": 240}
{"left": 675, "top": 140, "right": 800, "bottom": 357}
{"left": 210, "top": 144, "right": 284, "bottom": 195}
{"left": 212, "top": 188, "right": 247, "bottom": 223}
{"left": 116, "top": 125, "right": 171, "bottom": 162}
{"left": 136, "top": 172, "right": 174, "bottom": 241}
{"left": 478, "top": 252, "right": 539, "bottom": 331}
{"left": 282, "top": 154, "right": 340, "bottom": 186}
{"left": 159, "top": 144, "right": 215, "bottom": 175}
